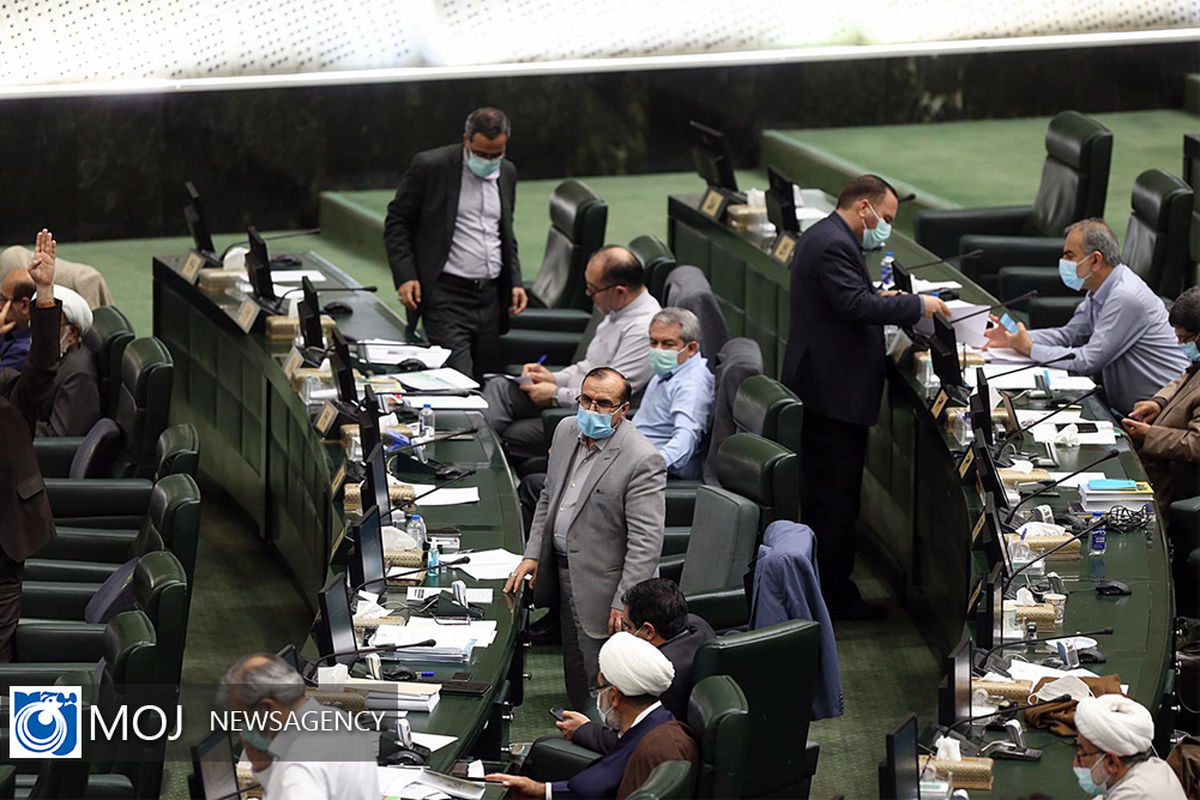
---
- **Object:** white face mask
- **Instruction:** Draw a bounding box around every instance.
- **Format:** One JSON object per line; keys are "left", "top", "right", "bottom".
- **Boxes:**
{"left": 595, "top": 686, "right": 620, "bottom": 730}
{"left": 1033, "top": 675, "right": 1093, "bottom": 703}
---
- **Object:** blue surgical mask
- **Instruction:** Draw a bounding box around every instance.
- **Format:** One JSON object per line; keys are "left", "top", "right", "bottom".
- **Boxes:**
{"left": 466, "top": 151, "right": 501, "bottom": 178}
{"left": 861, "top": 203, "right": 891, "bottom": 249}
{"left": 576, "top": 407, "right": 617, "bottom": 439}
{"left": 648, "top": 347, "right": 682, "bottom": 377}
{"left": 1059, "top": 258, "right": 1088, "bottom": 291}
{"left": 242, "top": 728, "right": 273, "bottom": 752}
{"left": 1073, "top": 761, "right": 1108, "bottom": 795}
{"left": 1182, "top": 341, "right": 1200, "bottom": 363}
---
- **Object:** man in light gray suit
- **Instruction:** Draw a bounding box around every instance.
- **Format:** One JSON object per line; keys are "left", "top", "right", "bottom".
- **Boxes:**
{"left": 504, "top": 366, "right": 667, "bottom": 710}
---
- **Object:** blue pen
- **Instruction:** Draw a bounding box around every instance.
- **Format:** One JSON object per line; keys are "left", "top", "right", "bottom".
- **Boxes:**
{"left": 536, "top": 354, "right": 548, "bottom": 365}
{"left": 417, "top": 671, "right": 435, "bottom": 678}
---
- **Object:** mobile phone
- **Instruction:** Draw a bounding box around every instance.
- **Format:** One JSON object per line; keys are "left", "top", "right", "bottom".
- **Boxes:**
{"left": 550, "top": 706, "right": 566, "bottom": 722}
{"left": 999, "top": 312, "right": 1018, "bottom": 334}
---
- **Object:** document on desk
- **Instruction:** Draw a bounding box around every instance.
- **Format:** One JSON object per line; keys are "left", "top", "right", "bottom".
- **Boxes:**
{"left": 979, "top": 347, "right": 1037, "bottom": 365}
{"left": 454, "top": 548, "right": 524, "bottom": 581}
{"left": 270, "top": 270, "right": 327, "bottom": 283}
{"left": 407, "top": 587, "right": 494, "bottom": 604}
{"left": 910, "top": 277, "right": 964, "bottom": 292}
{"left": 1043, "top": 471, "right": 1108, "bottom": 489}
{"left": 406, "top": 483, "right": 480, "bottom": 506}
{"left": 374, "top": 617, "right": 498, "bottom": 649}
{"left": 980, "top": 365, "right": 1071, "bottom": 390}
{"left": 917, "top": 300, "right": 990, "bottom": 348}
{"left": 398, "top": 368, "right": 479, "bottom": 392}
{"left": 360, "top": 341, "right": 451, "bottom": 369}
{"left": 402, "top": 394, "right": 489, "bottom": 411}
{"left": 378, "top": 766, "right": 487, "bottom": 800}
{"left": 1031, "top": 422, "right": 1116, "bottom": 445}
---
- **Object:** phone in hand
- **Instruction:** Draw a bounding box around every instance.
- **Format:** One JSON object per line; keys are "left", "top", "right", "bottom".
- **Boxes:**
{"left": 999, "top": 312, "right": 1019, "bottom": 334}
{"left": 550, "top": 706, "right": 566, "bottom": 722}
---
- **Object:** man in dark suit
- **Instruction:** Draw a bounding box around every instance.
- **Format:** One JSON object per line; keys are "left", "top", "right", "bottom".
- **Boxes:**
{"left": 383, "top": 107, "right": 527, "bottom": 377}
{"left": 0, "top": 229, "right": 61, "bottom": 659}
{"left": 781, "top": 175, "right": 948, "bottom": 620}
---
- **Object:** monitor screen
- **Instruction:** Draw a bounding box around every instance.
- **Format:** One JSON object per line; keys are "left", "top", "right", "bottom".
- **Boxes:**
{"left": 330, "top": 329, "right": 357, "bottom": 404}
{"left": 689, "top": 120, "right": 738, "bottom": 192}
{"left": 191, "top": 731, "right": 240, "bottom": 800}
{"left": 184, "top": 182, "right": 216, "bottom": 256}
{"left": 359, "top": 386, "right": 381, "bottom": 457}
{"left": 363, "top": 442, "right": 392, "bottom": 519}
{"left": 298, "top": 276, "right": 324, "bottom": 350}
{"left": 349, "top": 505, "right": 386, "bottom": 595}
{"left": 930, "top": 315, "right": 962, "bottom": 388}
{"left": 878, "top": 714, "right": 920, "bottom": 800}
{"left": 275, "top": 643, "right": 301, "bottom": 672}
{"left": 245, "top": 226, "right": 277, "bottom": 303}
{"left": 765, "top": 165, "right": 799, "bottom": 234}
{"left": 892, "top": 260, "right": 913, "bottom": 294}
{"left": 978, "top": 560, "right": 1006, "bottom": 651}
{"left": 972, "top": 438, "right": 1010, "bottom": 511}
{"left": 315, "top": 572, "right": 357, "bottom": 666}
{"left": 969, "top": 390, "right": 993, "bottom": 448}
{"left": 937, "top": 634, "right": 972, "bottom": 728}
{"left": 999, "top": 390, "right": 1020, "bottom": 441}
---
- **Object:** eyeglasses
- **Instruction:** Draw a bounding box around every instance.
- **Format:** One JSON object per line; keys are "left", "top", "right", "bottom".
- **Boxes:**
{"left": 585, "top": 282, "right": 623, "bottom": 297}
{"left": 575, "top": 394, "right": 623, "bottom": 413}
{"left": 589, "top": 684, "right": 611, "bottom": 698}
{"left": 1074, "top": 743, "right": 1105, "bottom": 763}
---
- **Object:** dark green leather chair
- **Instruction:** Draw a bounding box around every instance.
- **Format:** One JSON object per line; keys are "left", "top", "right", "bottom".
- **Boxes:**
{"left": 631, "top": 234, "right": 678, "bottom": 304}
{"left": 692, "top": 620, "right": 822, "bottom": 799}
{"left": 689, "top": 675, "right": 750, "bottom": 800}
{"left": 998, "top": 168, "right": 1193, "bottom": 328}
{"left": 733, "top": 375, "right": 803, "bottom": 456}
{"left": 83, "top": 306, "right": 135, "bottom": 418}
{"left": 18, "top": 551, "right": 189, "bottom": 686}
{"left": 1184, "top": 133, "right": 1200, "bottom": 290}
{"left": 0, "top": 609, "right": 155, "bottom": 694}
{"left": 42, "top": 423, "right": 198, "bottom": 529}
{"left": 26, "top": 473, "right": 201, "bottom": 588}
{"left": 915, "top": 111, "right": 1113, "bottom": 295}
{"left": 625, "top": 761, "right": 694, "bottom": 800}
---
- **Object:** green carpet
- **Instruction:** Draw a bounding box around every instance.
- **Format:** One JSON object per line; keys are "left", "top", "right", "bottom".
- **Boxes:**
{"left": 771, "top": 109, "right": 1200, "bottom": 244}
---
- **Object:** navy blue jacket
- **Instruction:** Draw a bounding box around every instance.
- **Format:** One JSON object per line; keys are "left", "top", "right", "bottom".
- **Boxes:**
{"left": 780, "top": 212, "right": 923, "bottom": 427}
{"left": 551, "top": 705, "right": 675, "bottom": 799}
{"left": 751, "top": 520, "right": 843, "bottom": 720}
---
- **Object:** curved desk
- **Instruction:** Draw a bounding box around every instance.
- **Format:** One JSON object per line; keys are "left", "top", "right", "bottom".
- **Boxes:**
{"left": 152, "top": 251, "right": 527, "bottom": 767}
{"left": 668, "top": 194, "right": 1174, "bottom": 797}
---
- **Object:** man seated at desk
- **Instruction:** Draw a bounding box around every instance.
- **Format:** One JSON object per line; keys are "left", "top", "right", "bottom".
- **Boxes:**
{"left": 487, "top": 631, "right": 697, "bottom": 800}
{"left": 482, "top": 245, "right": 660, "bottom": 464}
{"left": 1072, "top": 694, "right": 1186, "bottom": 799}
{"left": 982, "top": 218, "right": 1185, "bottom": 414}
{"left": 632, "top": 308, "right": 714, "bottom": 480}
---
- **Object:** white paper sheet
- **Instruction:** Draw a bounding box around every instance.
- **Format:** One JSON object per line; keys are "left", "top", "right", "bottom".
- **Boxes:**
{"left": 1031, "top": 422, "right": 1116, "bottom": 445}
{"left": 407, "top": 587, "right": 494, "bottom": 604}
{"left": 271, "top": 270, "right": 327, "bottom": 283}
{"left": 453, "top": 548, "right": 524, "bottom": 581}
{"left": 403, "top": 394, "right": 489, "bottom": 411}
{"left": 405, "top": 484, "right": 481, "bottom": 506}
{"left": 911, "top": 277, "right": 963, "bottom": 292}
{"left": 398, "top": 368, "right": 479, "bottom": 392}
{"left": 411, "top": 732, "right": 458, "bottom": 753}
{"left": 361, "top": 342, "right": 451, "bottom": 369}
{"left": 374, "top": 617, "right": 498, "bottom": 649}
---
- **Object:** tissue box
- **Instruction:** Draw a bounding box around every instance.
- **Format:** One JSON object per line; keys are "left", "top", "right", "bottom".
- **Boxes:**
{"left": 973, "top": 679, "right": 1034, "bottom": 703}
{"left": 264, "top": 315, "right": 336, "bottom": 341}
{"left": 1014, "top": 603, "right": 1057, "bottom": 631}
{"left": 725, "top": 204, "right": 766, "bottom": 233}
{"left": 197, "top": 268, "right": 244, "bottom": 290}
{"left": 343, "top": 483, "right": 416, "bottom": 514}
{"left": 1003, "top": 533, "right": 1081, "bottom": 559}
{"left": 998, "top": 467, "right": 1052, "bottom": 485}
{"left": 306, "top": 688, "right": 368, "bottom": 714}
{"left": 918, "top": 756, "right": 994, "bottom": 790}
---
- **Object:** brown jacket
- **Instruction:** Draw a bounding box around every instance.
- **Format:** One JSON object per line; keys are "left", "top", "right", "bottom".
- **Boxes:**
{"left": 0, "top": 302, "right": 60, "bottom": 562}
{"left": 1139, "top": 366, "right": 1200, "bottom": 507}
{"left": 616, "top": 720, "right": 698, "bottom": 800}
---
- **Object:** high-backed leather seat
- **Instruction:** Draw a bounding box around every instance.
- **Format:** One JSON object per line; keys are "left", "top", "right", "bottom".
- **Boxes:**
{"left": 688, "top": 675, "right": 751, "bottom": 800}
{"left": 530, "top": 180, "right": 608, "bottom": 311}
{"left": 915, "top": 111, "right": 1113, "bottom": 294}
{"left": 732, "top": 375, "right": 803, "bottom": 456}
{"left": 998, "top": 168, "right": 1193, "bottom": 327}
{"left": 630, "top": 234, "right": 679, "bottom": 304}
{"left": 0, "top": 608, "right": 155, "bottom": 692}
{"left": 624, "top": 761, "right": 694, "bottom": 800}
{"left": 112, "top": 337, "right": 174, "bottom": 478}
{"left": 662, "top": 266, "right": 730, "bottom": 364}
{"left": 1184, "top": 134, "right": 1200, "bottom": 288}
{"left": 84, "top": 305, "right": 135, "bottom": 417}
{"left": 692, "top": 620, "right": 823, "bottom": 799}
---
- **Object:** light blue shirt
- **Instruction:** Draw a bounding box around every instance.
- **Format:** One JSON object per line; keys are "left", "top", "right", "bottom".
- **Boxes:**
{"left": 1029, "top": 263, "right": 1188, "bottom": 413}
{"left": 633, "top": 354, "right": 714, "bottom": 479}
{"left": 442, "top": 156, "right": 502, "bottom": 281}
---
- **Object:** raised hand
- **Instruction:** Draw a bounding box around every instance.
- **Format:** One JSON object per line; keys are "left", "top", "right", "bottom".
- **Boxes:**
{"left": 28, "top": 229, "right": 57, "bottom": 302}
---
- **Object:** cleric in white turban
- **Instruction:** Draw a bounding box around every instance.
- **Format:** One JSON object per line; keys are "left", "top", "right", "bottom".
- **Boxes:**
{"left": 33, "top": 284, "right": 101, "bottom": 437}
{"left": 1072, "top": 694, "right": 1185, "bottom": 798}
{"left": 487, "top": 632, "right": 698, "bottom": 800}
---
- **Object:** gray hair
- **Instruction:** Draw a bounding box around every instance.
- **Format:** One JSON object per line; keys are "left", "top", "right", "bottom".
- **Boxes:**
{"left": 216, "top": 654, "right": 305, "bottom": 708}
{"left": 1170, "top": 287, "right": 1200, "bottom": 333}
{"left": 1065, "top": 218, "right": 1121, "bottom": 267}
{"left": 650, "top": 307, "right": 701, "bottom": 347}
{"left": 464, "top": 107, "right": 510, "bottom": 140}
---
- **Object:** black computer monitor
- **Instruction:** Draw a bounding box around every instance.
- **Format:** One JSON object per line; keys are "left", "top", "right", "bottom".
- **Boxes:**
{"left": 931, "top": 315, "right": 963, "bottom": 389}
{"left": 765, "top": 166, "right": 799, "bottom": 234}
{"left": 972, "top": 437, "right": 1010, "bottom": 512}
{"left": 315, "top": 572, "right": 357, "bottom": 666}
{"left": 297, "top": 276, "right": 324, "bottom": 350}
{"left": 977, "top": 560, "right": 1006, "bottom": 651}
{"left": 937, "top": 634, "right": 973, "bottom": 728}
{"left": 349, "top": 505, "right": 386, "bottom": 595}
{"left": 969, "top": 390, "right": 993, "bottom": 448}
{"left": 330, "top": 329, "right": 357, "bottom": 405}
{"left": 275, "top": 642, "right": 301, "bottom": 673}
{"left": 184, "top": 182, "right": 216, "bottom": 257}
{"left": 877, "top": 714, "right": 920, "bottom": 800}
{"left": 359, "top": 386, "right": 381, "bottom": 458}
{"left": 689, "top": 121, "right": 738, "bottom": 193}
{"left": 190, "top": 731, "right": 240, "bottom": 800}
{"left": 999, "top": 390, "right": 1021, "bottom": 441}
{"left": 245, "top": 226, "right": 277, "bottom": 304}
{"left": 363, "top": 442, "right": 391, "bottom": 520}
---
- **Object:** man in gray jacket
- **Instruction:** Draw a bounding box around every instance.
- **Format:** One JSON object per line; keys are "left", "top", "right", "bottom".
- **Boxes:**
{"left": 505, "top": 367, "right": 667, "bottom": 709}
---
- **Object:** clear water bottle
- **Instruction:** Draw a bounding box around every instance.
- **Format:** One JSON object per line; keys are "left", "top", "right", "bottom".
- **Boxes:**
{"left": 405, "top": 514, "right": 427, "bottom": 551}
{"left": 419, "top": 403, "right": 435, "bottom": 441}
{"left": 1088, "top": 512, "right": 1107, "bottom": 556}
{"left": 880, "top": 252, "right": 896, "bottom": 288}
{"left": 426, "top": 542, "right": 440, "bottom": 577}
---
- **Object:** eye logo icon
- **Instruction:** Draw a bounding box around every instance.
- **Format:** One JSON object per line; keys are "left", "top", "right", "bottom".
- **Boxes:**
{"left": 9, "top": 687, "right": 81, "bottom": 759}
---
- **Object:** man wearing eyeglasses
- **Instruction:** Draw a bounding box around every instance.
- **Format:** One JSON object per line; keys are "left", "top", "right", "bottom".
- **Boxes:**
{"left": 1072, "top": 694, "right": 1185, "bottom": 798}
{"left": 482, "top": 245, "right": 661, "bottom": 464}
{"left": 384, "top": 107, "right": 527, "bottom": 378}
{"left": 504, "top": 367, "right": 667, "bottom": 710}
{"left": 0, "top": 268, "right": 36, "bottom": 370}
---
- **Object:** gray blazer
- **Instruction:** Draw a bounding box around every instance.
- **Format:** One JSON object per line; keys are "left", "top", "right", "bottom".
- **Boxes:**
{"left": 527, "top": 416, "right": 667, "bottom": 638}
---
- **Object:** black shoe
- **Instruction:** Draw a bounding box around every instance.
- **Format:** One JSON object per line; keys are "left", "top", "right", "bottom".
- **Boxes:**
{"left": 528, "top": 611, "right": 561, "bottom": 645}
{"left": 828, "top": 597, "right": 888, "bottom": 621}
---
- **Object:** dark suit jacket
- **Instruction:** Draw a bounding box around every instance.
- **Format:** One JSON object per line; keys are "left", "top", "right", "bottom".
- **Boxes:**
{"left": 552, "top": 705, "right": 676, "bottom": 800}
{"left": 616, "top": 721, "right": 698, "bottom": 800}
{"left": 0, "top": 302, "right": 59, "bottom": 562}
{"left": 780, "top": 212, "right": 923, "bottom": 427}
{"left": 383, "top": 143, "right": 522, "bottom": 332}
{"left": 33, "top": 343, "right": 100, "bottom": 437}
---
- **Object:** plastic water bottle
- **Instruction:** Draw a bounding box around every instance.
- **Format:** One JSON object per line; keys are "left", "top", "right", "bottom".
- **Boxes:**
{"left": 880, "top": 252, "right": 896, "bottom": 288}
{"left": 419, "top": 404, "right": 435, "bottom": 441}
{"left": 1088, "top": 512, "right": 1107, "bottom": 556}
{"left": 406, "top": 514, "right": 426, "bottom": 551}
{"left": 426, "top": 542, "right": 440, "bottom": 577}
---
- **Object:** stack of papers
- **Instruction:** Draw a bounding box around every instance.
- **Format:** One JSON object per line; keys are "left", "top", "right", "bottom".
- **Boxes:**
{"left": 372, "top": 617, "right": 498, "bottom": 661}
{"left": 406, "top": 483, "right": 481, "bottom": 506}
{"left": 343, "top": 678, "right": 441, "bottom": 712}
{"left": 398, "top": 368, "right": 479, "bottom": 392}
{"left": 360, "top": 341, "right": 451, "bottom": 369}
{"left": 452, "top": 548, "right": 524, "bottom": 581}
{"left": 973, "top": 364, "right": 1095, "bottom": 391}
{"left": 403, "top": 394, "right": 489, "bottom": 410}
{"left": 1079, "top": 479, "right": 1154, "bottom": 511}
{"left": 378, "top": 767, "right": 486, "bottom": 799}
{"left": 407, "top": 587, "right": 494, "bottom": 604}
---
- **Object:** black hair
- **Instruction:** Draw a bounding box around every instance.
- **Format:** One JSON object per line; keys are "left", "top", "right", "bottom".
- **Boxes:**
{"left": 621, "top": 578, "right": 688, "bottom": 639}
{"left": 583, "top": 366, "right": 631, "bottom": 405}
{"left": 591, "top": 245, "right": 645, "bottom": 289}
{"left": 464, "top": 107, "right": 510, "bottom": 140}
{"left": 836, "top": 173, "right": 898, "bottom": 210}
{"left": 1169, "top": 287, "right": 1200, "bottom": 332}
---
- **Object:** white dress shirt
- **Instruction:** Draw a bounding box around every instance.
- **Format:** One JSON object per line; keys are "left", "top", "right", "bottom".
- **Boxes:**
{"left": 553, "top": 290, "right": 662, "bottom": 407}
{"left": 442, "top": 156, "right": 503, "bottom": 281}
{"left": 257, "top": 699, "right": 379, "bottom": 800}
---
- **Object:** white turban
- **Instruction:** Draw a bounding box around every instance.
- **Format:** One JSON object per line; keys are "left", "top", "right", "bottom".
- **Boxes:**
{"left": 1075, "top": 695, "right": 1154, "bottom": 756}
{"left": 597, "top": 631, "right": 675, "bottom": 698}
{"left": 53, "top": 285, "right": 92, "bottom": 335}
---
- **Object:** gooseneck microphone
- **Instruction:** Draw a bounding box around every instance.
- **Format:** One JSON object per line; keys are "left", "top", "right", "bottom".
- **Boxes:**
{"left": 1001, "top": 448, "right": 1121, "bottom": 525}
{"left": 951, "top": 291, "right": 1038, "bottom": 323}
{"left": 901, "top": 249, "right": 986, "bottom": 272}
{"left": 984, "top": 353, "right": 1077, "bottom": 382}
{"left": 280, "top": 284, "right": 379, "bottom": 298}
{"left": 947, "top": 694, "right": 1073, "bottom": 734}
{"left": 994, "top": 385, "right": 1100, "bottom": 453}
{"left": 976, "top": 627, "right": 1114, "bottom": 661}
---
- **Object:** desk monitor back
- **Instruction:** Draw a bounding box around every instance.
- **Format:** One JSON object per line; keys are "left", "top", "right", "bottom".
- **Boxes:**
{"left": 349, "top": 505, "right": 386, "bottom": 596}
{"left": 298, "top": 276, "right": 324, "bottom": 351}
{"left": 184, "top": 182, "right": 216, "bottom": 257}
{"left": 931, "top": 315, "right": 963, "bottom": 388}
{"left": 877, "top": 713, "right": 920, "bottom": 800}
{"left": 359, "top": 386, "right": 381, "bottom": 458}
{"left": 689, "top": 120, "right": 738, "bottom": 193}
{"left": 363, "top": 442, "right": 392, "bottom": 521}
{"left": 316, "top": 572, "right": 357, "bottom": 666}
{"left": 765, "top": 165, "right": 799, "bottom": 234}
{"left": 330, "top": 329, "right": 357, "bottom": 405}
{"left": 244, "top": 226, "right": 277, "bottom": 304}
{"left": 190, "top": 730, "right": 240, "bottom": 800}
{"left": 937, "top": 634, "right": 973, "bottom": 728}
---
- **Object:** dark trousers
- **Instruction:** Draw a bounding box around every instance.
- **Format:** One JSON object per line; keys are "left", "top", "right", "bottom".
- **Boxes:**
{"left": 518, "top": 472, "right": 547, "bottom": 538}
{"left": 422, "top": 273, "right": 502, "bottom": 379}
{"left": 558, "top": 559, "right": 604, "bottom": 712}
{"left": 481, "top": 378, "right": 552, "bottom": 464}
{"left": 0, "top": 551, "right": 23, "bottom": 662}
{"left": 800, "top": 410, "right": 870, "bottom": 606}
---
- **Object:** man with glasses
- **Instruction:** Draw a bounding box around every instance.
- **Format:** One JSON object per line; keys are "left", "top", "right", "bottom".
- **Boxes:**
{"left": 482, "top": 245, "right": 661, "bottom": 464}
{"left": 0, "top": 268, "right": 37, "bottom": 370}
{"left": 504, "top": 367, "right": 666, "bottom": 710}
{"left": 1072, "top": 694, "right": 1185, "bottom": 798}
{"left": 384, "top": 107, "right": 527, "bottom": 378}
